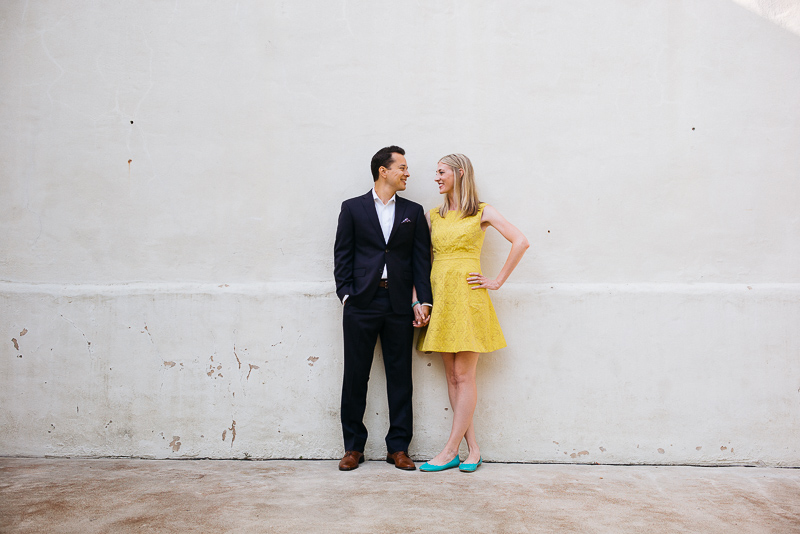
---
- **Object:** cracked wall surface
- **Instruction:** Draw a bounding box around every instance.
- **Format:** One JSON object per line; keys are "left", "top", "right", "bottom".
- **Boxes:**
{"left": 1, "top": 1, "right": 799, "bottom": 464}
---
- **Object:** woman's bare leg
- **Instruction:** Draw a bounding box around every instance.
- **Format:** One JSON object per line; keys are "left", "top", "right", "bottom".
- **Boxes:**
{"left": 442, "top": 354, "right": 480, "bottom": 462}
{"left": 463, "top": 419, "right": 480, "bottom": 464}
{"left": 427, "top": 351, "right": 480, "bottom": 465}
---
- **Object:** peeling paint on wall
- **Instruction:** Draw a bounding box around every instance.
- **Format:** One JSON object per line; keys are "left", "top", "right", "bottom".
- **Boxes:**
{"left": 222, "top": 421, "right": 237, "bottom": 447}
{"left": 247, "top": 364, "right": 259, "bottom": 380}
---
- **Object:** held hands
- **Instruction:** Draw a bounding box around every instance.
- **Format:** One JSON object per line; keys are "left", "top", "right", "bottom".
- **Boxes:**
{"left": 412, "top": 304, "right": 431, "bottom": 328}
{"left": 467, "top": 272, "right": 501, "bottom": 290}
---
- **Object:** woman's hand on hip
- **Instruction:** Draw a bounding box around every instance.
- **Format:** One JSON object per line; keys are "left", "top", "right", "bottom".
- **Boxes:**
{"left": 467, "top": 272, "right": 501, "bottom": 290}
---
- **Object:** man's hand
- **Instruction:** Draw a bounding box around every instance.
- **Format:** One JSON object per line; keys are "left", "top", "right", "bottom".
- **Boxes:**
{"left": 412, "top": 304, "right": 431, "bottom": 328}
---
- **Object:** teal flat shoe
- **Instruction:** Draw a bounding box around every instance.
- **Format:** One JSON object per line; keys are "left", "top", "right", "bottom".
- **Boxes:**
{"left": 459, "top": 457, "right": 483, "bottom": 472}
{"left": 419, "top": 455, "right": 460, "bottom": 472}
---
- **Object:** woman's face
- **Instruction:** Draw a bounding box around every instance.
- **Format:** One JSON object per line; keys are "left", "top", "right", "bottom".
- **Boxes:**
{"left": 435, "top": 162, "right": 455, "bottom": 196}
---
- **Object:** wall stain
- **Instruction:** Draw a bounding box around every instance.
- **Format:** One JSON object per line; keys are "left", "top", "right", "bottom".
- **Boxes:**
{"left": 143, "top": 324, "right": 153, "bottom": 344}
{"left": 658, "top": 448, "right": 665, "bottom": 454}
{"left": 307, "top": 356, "right": 319, "bottom": 367}
{"left": 222, "top": 421, "right": 237, "bottom": 445}
{"left": 247, "top": 364, "right": 259, "bottom": 380}
{"left": 696, "top": 446, "right": 702, "bottom": 451}
{"left": 163, "top": 361, "right": 176, "bottom": 368}
{"left": 207, "top": 357, "right": 222, "bottom": 378}
{"left": 271, "top": 326, "right": 284, "bottom": 347}
{"left": 227, "top": 421, "right": 237, "bottom": 446}
{"left": 12, "top": 338, "right": 19, "bottom": 350}
{"left": 599, "top": 447, "right": 606, "bottom": 452}
{"left": 169, "top": 436, "right": 181, "bottom": 452}
{"left": 19, "top": 328, "right": 28, "bottom": 336}
{"left": 234, "top": 345, "right": 241, "bottom": 369}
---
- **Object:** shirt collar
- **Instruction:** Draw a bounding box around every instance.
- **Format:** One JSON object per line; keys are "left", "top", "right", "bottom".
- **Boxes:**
{"left": 372, "top": 187, "right": 396, "bottom": 206}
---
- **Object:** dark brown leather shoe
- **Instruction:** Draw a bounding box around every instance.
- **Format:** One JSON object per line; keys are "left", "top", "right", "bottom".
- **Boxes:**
{"left": 338, "top": 451, "right": 364, "bottom": 471}
{"left": 386, "top": 451, "right": 416, "bottom": 471}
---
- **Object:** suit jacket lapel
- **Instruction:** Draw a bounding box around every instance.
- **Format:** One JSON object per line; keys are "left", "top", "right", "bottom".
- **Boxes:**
{"left": 360, "top": 191, "right": 385, "bottom": 243}
{"left": 388, "top": 196, "right": 407, "bottom": 244}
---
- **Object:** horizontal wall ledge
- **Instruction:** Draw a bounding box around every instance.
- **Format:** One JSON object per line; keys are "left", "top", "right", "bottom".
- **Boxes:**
{"left": 2, "top": 280, "right": 800, "bottom": 296}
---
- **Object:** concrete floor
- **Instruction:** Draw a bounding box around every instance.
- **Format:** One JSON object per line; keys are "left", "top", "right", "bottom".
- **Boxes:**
{"left": 1, "top": 458, "right": 799, "bottom": 533}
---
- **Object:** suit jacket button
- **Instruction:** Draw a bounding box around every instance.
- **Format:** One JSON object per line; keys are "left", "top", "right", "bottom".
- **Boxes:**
{"left": 385, "top": 249, "right": 389, "bottom": 253}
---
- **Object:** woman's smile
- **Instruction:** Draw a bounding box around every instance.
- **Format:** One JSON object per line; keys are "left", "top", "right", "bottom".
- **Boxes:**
{"left": 435, "top": 162, "right": 455, "bottom": 195}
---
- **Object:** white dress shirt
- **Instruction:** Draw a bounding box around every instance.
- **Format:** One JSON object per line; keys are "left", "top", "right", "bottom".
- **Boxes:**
{"left": 372, "top": 187, "right": 396, "bottom": 279}
{"left": 371, "top": 189, "right": 431, "bottom": 308}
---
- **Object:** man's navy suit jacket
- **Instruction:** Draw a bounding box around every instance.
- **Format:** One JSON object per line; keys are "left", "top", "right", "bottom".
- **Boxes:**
{"left": 334, "top": 190, "right": 433, "bottom": 315}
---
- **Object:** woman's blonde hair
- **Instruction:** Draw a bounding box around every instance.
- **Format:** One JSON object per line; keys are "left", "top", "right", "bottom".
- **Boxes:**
{"left": 437, "top": 153, "right": 481, "bottom": 218}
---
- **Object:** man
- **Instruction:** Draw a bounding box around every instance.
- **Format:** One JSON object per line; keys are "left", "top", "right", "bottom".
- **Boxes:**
{"left": 333, "top": 145, "right": 433, "bottom": 471}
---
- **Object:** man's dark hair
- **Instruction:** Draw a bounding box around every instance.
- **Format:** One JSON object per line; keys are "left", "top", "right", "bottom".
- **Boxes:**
{"left": 371, "top": 145, "right": 405, "bottom": 181}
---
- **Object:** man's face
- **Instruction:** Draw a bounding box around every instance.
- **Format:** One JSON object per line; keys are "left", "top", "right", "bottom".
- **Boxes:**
{"left": 382, "top": 153, "right": 409, "bottom": 192}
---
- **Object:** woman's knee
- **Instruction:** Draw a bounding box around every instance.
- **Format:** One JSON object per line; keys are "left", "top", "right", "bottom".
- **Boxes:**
{"left": 449, "top": 367, "right": 475, "bottom": 388}
{"left": 453, "top": 354, "right": 478, "bottom": 382}
{"left": 445, "top": 368, "right": 461, "bottom": 387}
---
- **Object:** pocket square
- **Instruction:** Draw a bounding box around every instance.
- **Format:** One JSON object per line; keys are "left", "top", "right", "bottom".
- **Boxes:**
{"left": 401, "top": 218, "right": 411, "bottom": 223}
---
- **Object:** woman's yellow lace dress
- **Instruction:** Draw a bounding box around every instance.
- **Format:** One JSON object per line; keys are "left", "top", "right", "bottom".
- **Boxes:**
{"left": 417, "top": 203, "right": 506, "bottom": 353}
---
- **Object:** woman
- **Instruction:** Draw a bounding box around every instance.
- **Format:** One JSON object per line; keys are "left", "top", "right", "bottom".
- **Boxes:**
{"left": 416, "top": 154, "right": 529, "bottom": 472}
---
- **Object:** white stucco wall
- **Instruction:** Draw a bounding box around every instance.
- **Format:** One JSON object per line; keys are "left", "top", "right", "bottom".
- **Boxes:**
{"left": 2, "top": 1, "right": 799, "bottom": 465}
